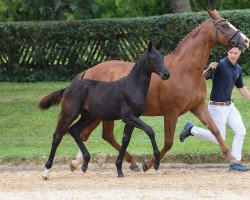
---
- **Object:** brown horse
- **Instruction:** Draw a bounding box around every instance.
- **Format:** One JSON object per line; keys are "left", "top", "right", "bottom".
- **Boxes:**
{"left": 70, "top": 9, "right": 250, "bottom": 172}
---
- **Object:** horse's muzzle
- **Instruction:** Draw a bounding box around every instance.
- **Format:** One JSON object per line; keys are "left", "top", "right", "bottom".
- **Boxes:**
{"left": 161, "top": 72, "right": 170, "bottom": 80}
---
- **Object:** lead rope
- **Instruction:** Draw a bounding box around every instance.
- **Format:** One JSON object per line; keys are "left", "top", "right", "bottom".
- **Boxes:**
{"left": 204, "top": 45, "right": 233, "bottom": 80}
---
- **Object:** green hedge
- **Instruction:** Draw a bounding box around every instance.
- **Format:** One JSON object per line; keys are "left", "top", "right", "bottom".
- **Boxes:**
{"left": 0, "top": 9, "right": 250, "bottom": 82}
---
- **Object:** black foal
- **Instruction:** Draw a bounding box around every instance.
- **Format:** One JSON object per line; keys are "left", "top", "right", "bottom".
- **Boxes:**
{"left": 39, "top": 42, "right": 170, "bottom": 179}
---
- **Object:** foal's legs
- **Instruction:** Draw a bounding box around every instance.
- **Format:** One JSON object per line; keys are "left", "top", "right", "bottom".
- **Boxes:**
{"left": 116, "top": 124, "right": 134, "bottom": 177}
{"left": 43, "top": 110, "right": 79, "bottom": 180}
{"left": 101, "top": 121, "right": 140, "bottom": 171}
{"left": 68, "top": 112, "right": 98, "bottom": 173}
{"left": 121, "top": 114, "right": 160, "bottom": 174}
{"left": 70, "top": 120, "right": 101, "bottom": 172}
{"left": 142, "top": 115, "right": 178, "bottom": 171}
{"left": 71, "top": 120, "right": 140, "bottom": 172}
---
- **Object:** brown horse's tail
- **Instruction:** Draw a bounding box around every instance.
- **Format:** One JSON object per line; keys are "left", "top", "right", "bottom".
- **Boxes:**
{"left": 39, "top": 88, "right": 65, "bottom": 110}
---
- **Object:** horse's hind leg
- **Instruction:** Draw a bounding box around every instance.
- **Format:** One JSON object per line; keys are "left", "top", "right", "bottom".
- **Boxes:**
{"left": 43, "top": 112, "right": 77, "bottom": 180}
{"left": 101, "top": 121, "right": 140, "bottom": 171}
{"left": 71, "top": 120, "right": 140, "bottom": 172}
{"left": 68, "top": 112, "right": 97, "bottom": 173}
{"left": 70, "top": 120, "right": 101, "bottom": 172}
{"left": 115, "top": 124, "right": 134, "bottom": 177}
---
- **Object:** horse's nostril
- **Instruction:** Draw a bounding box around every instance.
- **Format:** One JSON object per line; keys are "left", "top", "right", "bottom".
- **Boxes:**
{"left": 164, "top": 73, "right": 170, "bottom": 79}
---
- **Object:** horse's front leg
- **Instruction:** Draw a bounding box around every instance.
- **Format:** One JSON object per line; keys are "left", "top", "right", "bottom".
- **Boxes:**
{"left": 192, "top": 104, "right": 234, "bottom": 160}
{"left": 142, "top": 115, "right": 178, "bottom": 171}
{"left": 101, "top": 120, "right": 140, "bottom": 171}
{"left": 115, "top": 124, "right": 134, "bottom": 178}
{"left": 122, "top": 114, "right": 160, "bottom": 171}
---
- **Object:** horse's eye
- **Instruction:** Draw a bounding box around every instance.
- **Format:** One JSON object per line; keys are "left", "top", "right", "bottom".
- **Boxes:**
{"left": 222, "top": 24, "right": 229, "bottom": 28}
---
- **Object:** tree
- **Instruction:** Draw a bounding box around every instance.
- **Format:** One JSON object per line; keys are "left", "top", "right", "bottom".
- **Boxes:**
{"left": 169, "top": 0, "right": 192, "bottom": 13}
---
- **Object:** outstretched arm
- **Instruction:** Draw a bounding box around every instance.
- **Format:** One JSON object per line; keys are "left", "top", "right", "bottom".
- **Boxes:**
{"left": 237, "top": 86, "right": 250, "bottom": 100}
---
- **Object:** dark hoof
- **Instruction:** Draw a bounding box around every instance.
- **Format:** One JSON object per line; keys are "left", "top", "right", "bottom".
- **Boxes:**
{"left": 153, "top": 162, "right": 159, "bottom": 171}
{"left": 130, "top": 164, "right": 141, "bottom": 172}
{"left": 70, "top": 164, "right": 77, "bottom": 172}
{"left": 81, "top": 165, "right": 88, "bottom": 173}
{"left": 118, "top": 173, "right": 125, "bottom": 178}
{"left": 142, "top": 160, "right": 149, "bottom": 172}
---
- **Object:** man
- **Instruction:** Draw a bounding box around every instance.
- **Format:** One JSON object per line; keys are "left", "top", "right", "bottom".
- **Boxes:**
{"left": 180, "top": 47, "right": 250, "bottom": 171}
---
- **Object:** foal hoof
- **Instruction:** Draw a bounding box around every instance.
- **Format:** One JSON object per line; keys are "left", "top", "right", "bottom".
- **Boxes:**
{"left": 129, "top": 164, "right": 141, "bottom": 172}
{"left": 81, "top": 165, "right": 88, "bottom": 173}
{"left": 142, "top": 160, "right": 149, "bottom": 172}
{"left": 70, "top": 163, "right": 77, "bottom": 172}
{"left": 118, "top": 173, "right": 125, "bottom": 178}
{"left": 153, "top": 162, "right": 159, "bottom": 171}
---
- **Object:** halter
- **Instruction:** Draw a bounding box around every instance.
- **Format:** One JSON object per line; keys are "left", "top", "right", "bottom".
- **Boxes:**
{"left": 204, "top": 18, "right": 241, "bottom": 80}
{"left": 213, "top": 18, "right": 241, "bottom": 46}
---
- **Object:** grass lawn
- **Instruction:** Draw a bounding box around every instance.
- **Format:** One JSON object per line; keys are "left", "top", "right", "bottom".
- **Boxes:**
{"left": 0, "top": 77, "right": 250, "bottom": 164}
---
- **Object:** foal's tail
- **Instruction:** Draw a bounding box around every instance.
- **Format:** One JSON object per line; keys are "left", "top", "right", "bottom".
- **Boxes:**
{"left": 39, "top": 88, "right": 65, "bottom": 110}
{"left": 39, "top": 70, "right": 86, "bottom": 110}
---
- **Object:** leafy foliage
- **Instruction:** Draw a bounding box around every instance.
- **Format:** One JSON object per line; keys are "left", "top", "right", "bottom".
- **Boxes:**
{"left": 0, "top": 10, "right": 250, "bottom": 82}
{"left": 0, "top": 0, "right": 250, "bottom": 21}
{"left": 0, "top": 0, "right": 94, "bottom": 21}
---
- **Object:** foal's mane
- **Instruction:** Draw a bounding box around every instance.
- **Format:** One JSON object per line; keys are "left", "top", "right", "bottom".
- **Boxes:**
{"left": 123, "top": 51, "right": 147, "bottom": 78}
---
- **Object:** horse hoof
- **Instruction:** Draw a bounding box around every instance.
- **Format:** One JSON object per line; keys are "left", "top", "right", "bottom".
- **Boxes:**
{"left": 153, "top": 163, "right": 159, "bottom": 171}
{"left": 130, "top": 164, "right": 141, "bottom": 172}
{"left": 142, "top": 160, "right": 149, "bottom": 172}
{"left": 42, "top": 176, "right": 49, "bottom": 181}
{"left": 81, "top": 165, "right": 88, "bottom": 173}
{"left": 118, "top": 173, "right": 125, "bottom": 178}
{"left": 70, "top": 164, "right": 77, "bottom": 172}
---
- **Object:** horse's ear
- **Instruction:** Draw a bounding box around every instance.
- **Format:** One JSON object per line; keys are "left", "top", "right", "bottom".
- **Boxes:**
{"left": 155, "top": 40, "right": 162, "bottom": 50}
{"left": 206, "top": 0, "right": 221, "bottom": 20}
{"left": 205, "top": 0, "right": 213, "bottom": 10}
{"left": 207, "top": 8, "right": 220, "bottom": 20}
{"left": 147, "top": 41, "right": 153, "bottom": 52}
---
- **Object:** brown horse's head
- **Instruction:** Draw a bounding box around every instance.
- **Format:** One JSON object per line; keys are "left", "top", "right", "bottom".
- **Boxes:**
{"left": 208, "top": 9, "right": 250, "bottom": 50}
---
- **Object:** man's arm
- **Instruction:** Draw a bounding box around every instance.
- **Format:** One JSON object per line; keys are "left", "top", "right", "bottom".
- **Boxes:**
{"left": 237, "top": 86, "right": 250, "bottom": 100}
{"left": 203, "top": 62, "right": 218, "bottom": 79}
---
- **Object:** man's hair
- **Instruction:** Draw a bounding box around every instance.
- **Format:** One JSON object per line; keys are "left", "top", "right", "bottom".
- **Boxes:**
{"left": 231, "top": 46, "right": 241, "bottom": 52}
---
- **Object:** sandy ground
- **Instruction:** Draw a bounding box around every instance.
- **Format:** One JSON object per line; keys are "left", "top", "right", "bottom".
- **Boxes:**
{"left": 0, "top": 163, "right": 250, "bottom": 200}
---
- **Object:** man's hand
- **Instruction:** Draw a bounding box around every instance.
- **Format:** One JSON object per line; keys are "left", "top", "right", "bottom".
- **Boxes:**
{"left": 209, "top": 62, "right": 218, "bottom": 69}
{"left": 203, "top": 62, "right": 218, "bottom": 80}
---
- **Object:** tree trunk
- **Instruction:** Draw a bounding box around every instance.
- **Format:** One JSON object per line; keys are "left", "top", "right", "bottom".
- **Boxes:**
{"left": 169, "top": 0, "right": 192, "bottom": 13}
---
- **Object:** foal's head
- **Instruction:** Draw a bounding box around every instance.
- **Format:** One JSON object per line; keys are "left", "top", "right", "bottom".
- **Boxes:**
{"left": 146, "top": 42, "right": 170, "bottom": 80}
{"left": 208, "top": 9, "right": 249, "bottom": 50}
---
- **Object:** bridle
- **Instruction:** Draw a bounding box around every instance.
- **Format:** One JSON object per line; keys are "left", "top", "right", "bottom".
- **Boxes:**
{"left": 213, "top": 18, "right": 241, "bottom": 46}
{"left": 204, "top": 18, "right": 242, "bottom": 80}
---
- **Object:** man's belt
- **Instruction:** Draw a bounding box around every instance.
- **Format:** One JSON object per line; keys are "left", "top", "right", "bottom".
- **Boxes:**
{"left": 209, "top": 100, "right": 232, "bottom": 106}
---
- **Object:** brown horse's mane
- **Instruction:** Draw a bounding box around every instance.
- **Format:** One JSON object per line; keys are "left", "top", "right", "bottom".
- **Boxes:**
{"left": 119, "top": 19, "right": 209, "bottom": 78}
{"left": 169, "top": 21, "right": 205, "bottom": 55}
